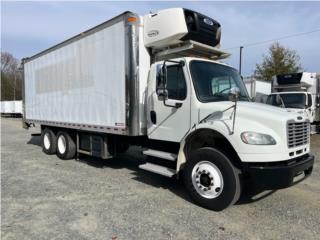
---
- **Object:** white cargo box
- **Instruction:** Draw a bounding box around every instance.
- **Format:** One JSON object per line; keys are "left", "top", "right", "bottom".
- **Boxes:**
{"left": 0, "top": 101, "right": 22, "bottom": 114}
{"left": 1, "top": 101, "right": 14, "bottom": 113}
{"left": 23, "top": 12, "right": 150, "bottom": 136}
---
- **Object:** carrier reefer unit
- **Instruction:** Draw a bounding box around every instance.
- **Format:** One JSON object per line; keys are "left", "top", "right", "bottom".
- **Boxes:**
{"left": 23, "top": 8, "right": 314, "bottom": 211}
{"left": 267, "top": 72, "right": 320, "bottom": 133}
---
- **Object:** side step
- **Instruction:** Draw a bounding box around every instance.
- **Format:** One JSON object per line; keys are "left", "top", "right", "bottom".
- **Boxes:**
{"left": 139, "top": 163, "right": 176, "bottom": 178}
{"left": 143, "top": 149, "right": 177, "bottom": 161}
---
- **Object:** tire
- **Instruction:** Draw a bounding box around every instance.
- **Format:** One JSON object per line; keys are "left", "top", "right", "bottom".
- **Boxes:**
{"left": 42, "top": 128, "right": 57, "bottom": 155}
{"left": 184, "top": 147, "right": 241, "bottom": 211}
{"left": 56, "top": 131, "right": 76, "bottom": 160}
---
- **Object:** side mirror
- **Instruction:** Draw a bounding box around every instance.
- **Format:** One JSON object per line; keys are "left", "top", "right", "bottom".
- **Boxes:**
{"left": 156, "top": 60, "right": 184, "bottom": 109}
{"left": 156, "top": 64, "right": 167, "bottom": 97}
{"left": 156, "top": 88, "right": 168, "bottom": 100}
{"left": 228, "top": 87, "right": 240, "bottom": 102}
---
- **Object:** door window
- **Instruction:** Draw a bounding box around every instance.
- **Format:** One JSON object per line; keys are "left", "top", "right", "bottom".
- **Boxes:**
{"left": 157, "top": 65, "right": 187, "bottom": 100}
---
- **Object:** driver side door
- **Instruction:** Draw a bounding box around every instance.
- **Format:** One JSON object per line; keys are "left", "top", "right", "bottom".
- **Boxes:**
{"left": 147, "top": 63, "right": 191, "bottom": 142}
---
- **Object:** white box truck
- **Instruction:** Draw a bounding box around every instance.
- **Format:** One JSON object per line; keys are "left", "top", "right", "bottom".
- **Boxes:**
{"left": 267, "top": 72, "right": 320, "bottom": 134}
{"left": 1, "top": 100, "right": 22, "bottom": 117}
{"left": 243, "top": 77, "right": 271, "bottom": 103}
{"left": 22, "top": 8, "right": 314, "bottom": 210}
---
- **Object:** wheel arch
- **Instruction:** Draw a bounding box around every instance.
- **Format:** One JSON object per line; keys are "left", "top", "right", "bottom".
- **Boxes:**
{"left": 177, "top": 128, "right": 242, "bottom": 172}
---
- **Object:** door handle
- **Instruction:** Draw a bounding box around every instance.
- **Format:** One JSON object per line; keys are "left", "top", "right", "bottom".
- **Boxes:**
{"left": 150, "top": 111, "right": 157, "bottom": 124}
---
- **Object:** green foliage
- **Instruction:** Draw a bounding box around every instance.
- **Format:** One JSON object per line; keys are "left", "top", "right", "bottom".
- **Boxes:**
{"left": 254, "top": 42, "right": 302, "bottom": 81}
{"left": 1, "top": 72, "right": 14, "bottom": 101}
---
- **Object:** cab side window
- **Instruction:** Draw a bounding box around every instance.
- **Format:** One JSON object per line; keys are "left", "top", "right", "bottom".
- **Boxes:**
{"left": 165, "top": 66, "right": 187, "bottom": 100}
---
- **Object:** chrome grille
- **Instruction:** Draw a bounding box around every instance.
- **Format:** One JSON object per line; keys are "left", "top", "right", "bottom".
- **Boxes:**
{"left": 287, "top": 121, "right": 310, "bottom": 148}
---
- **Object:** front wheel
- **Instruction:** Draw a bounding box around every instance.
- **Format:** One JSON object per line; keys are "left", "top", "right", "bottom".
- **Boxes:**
{"left": 184, "top": 147, "right": 241, "bottom": 211}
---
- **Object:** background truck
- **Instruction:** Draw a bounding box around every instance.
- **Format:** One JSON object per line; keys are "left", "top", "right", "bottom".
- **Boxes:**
{"left": 243, "top": 76, "right": 271, "bottom": 103}
{"left": 1, "top": 100, "right": 22, "bottom": 117}
{"left": 22, "top": 8, "right": 314, "bottom": 211}
{"left": 267, "top": 72, "right": 320, "bottom": 134}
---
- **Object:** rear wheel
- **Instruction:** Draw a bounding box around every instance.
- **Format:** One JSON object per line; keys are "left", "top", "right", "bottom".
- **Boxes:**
{"left": 56, "top": 131, "right": 76, "bottom": 160}
{"left": 184, "top": 147, "right": 241, "bottom": 211}
{"left": 42, "top": 128, "right": 57, "bottom": 154}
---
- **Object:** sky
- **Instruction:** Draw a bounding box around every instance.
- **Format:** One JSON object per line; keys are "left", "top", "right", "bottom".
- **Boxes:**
{"left": 1, "top": 1, "right": 320, "bottom": 76}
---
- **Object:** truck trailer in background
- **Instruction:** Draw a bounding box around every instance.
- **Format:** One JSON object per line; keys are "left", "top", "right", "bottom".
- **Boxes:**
{"left": 22, "top": 8, "right": 314, "bottom": 210}
{"left": 267, "top": 72, "right": 320, "bottom": 133}
{"left": 243, "top": 77, "right": 271, "bottom": 103}
{"left": 1, "top": 101, "right": 23, "bottom": 117}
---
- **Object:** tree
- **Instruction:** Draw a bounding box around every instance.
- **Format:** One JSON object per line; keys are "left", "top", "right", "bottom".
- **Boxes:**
{"left": 254, "top": 42, "right": 302, "bottom": 81}
{"left": 1, "top": 52, "right": 19, "bottom": 75}
{"left": 1, "top": 52, "right": 22, "bottom": 101}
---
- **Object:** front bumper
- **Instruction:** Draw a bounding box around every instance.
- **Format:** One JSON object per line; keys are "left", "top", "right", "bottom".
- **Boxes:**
{"left": 243, "top": 154, "right": 314, "bottom": 189}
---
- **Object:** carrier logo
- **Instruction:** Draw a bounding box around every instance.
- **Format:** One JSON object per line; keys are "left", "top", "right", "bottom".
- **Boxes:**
{"left": 147, "top": 30, "right": 159, "bottom": 37}
{"left": 203, "top": 18, "right": 214, "bottom": 26}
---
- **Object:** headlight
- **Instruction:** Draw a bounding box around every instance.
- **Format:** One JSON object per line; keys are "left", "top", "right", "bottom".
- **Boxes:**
{"left": 241, "top": 132, "right": 276, "bottom": 145}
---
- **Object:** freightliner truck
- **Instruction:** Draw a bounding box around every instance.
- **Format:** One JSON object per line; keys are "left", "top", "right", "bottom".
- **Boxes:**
{"left": 22, "top": 8, "right": 314, "bottom": 210}
{"left": 267, "top": 72, "right": 320, "bottom": 134}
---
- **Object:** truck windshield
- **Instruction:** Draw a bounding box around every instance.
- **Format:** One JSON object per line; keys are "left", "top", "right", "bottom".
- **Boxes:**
{"left": 267, "top": 93, "right": 306, "bottom": 109}
{"left": 190, "top": 60, "right": 249, "bottom": 102}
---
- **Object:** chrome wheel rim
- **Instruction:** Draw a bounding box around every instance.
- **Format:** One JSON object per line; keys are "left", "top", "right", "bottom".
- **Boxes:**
{"left": 43, "top": 133, "right": 51, "bottom": 150}
{"left": 191, "top": 161, "right": 224, "bottom": 199}
{"left": 57, "top": 135, "right": 66, "bottom": 154}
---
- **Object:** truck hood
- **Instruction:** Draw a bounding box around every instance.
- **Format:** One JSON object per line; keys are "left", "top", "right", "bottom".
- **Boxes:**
{"left": 201, "top": 101, "right": 303, "bottom": 123}
{"left": 286, "top": 108, "right": 305, "bottom": 114}
{"left": 195, "top": 101, "right": 310, "bottom": 160}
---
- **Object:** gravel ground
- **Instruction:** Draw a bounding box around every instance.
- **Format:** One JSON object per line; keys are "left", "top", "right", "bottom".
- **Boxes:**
{"left": 1, "top": 117, "right": 320, "bottom": 240}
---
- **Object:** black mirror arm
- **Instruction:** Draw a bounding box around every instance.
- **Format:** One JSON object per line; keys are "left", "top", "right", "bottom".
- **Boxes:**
{"left": 163, "top": 97, "right": 183, "bottom": 108}
{"left": 163, "top": 59, "right": 185, "bottom": 66}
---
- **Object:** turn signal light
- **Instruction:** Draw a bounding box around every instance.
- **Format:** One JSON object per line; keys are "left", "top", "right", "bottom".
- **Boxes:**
{"left": 127, "top": 17, "right": 137, "bottom": 23}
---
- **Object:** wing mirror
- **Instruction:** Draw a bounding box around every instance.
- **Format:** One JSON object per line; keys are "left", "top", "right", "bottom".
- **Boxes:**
{"left": 316, "top": 96, "right": 320, "bottom": 108}
{"left": 156, "top": 88, "right": 168, "bottom": 100}
{"left": 156, "top": 62, "right": 168, "bottom": 100}
{"left": 228, "top": 87, "right": 240, "bottom": 102}
{"left": 156, "top": 60, "right": 184, "bottom": 108}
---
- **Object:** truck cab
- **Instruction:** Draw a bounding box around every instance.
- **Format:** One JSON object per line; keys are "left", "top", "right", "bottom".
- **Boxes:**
{"left": 268, "top": 72, "right": 320, "bottom": 133}
{"left": 266, "top": 91, "right": 314, "bottom": 120}
{"left": 144, "top": 56, "right": 314, "bottom": 210}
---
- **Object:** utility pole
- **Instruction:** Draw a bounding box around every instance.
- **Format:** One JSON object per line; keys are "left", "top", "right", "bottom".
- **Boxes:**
{"left": 13, "top": 73, "right": 17, "bottom": 101}
{"left": 239, "top": 46, "right": 244, "bottom": 75}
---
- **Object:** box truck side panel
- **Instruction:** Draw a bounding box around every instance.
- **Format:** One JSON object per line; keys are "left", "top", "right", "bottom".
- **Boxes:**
{"left": 138, "top": 17, "right": 151, "bottom": 133}
{"left": 24, "top": 20, "right": 126, "bottom": 128}
{"left": 14, "top": 101, "right": 22, "bottom": 114}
